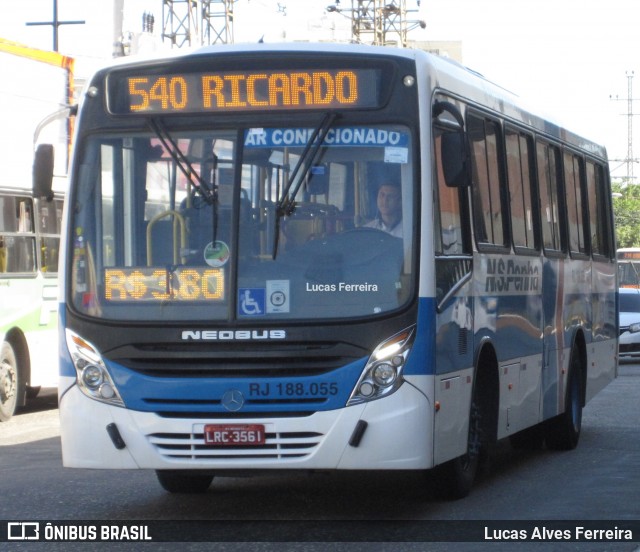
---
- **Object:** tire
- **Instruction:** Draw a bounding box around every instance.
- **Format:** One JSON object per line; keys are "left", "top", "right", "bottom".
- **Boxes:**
{"left": 0, "top": 341, "right": 19, "bottom": 422}
{"left": 437, "top": 395, "right": 483, "bottom": 499}
{"left": 156, "top": 470, "right": 214, "bottom": 493}
{"left": 546, "top": 349, "right": 583, "bottom": 451}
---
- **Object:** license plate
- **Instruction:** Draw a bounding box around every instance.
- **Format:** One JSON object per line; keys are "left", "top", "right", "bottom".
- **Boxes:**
{"left": 203, "top": 424, "right": 266, "bottom": 446}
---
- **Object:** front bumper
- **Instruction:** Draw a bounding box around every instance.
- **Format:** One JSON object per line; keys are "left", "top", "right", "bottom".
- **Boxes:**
{"left": 59, "top": 375, "right": 433, "bottom": 471}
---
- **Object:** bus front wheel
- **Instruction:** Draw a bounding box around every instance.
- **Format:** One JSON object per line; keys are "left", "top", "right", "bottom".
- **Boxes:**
{"left": 0, "top": 340, "right": 19, "bottom": 422}
{"left": 156, "top": 470, "right": 214, "bottom": 493}
{"left": 436, "top": 395, "right": 483, "bottom": 499}
{"left": 546, "top": 349, "right": 583, "bottom": 450}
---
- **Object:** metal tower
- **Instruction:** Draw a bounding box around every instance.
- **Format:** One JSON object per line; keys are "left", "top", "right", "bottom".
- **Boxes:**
{"left": 611, "top": 71, "right": 638, "bottom": 185}
{"left": 328, "top": 0, "right": 424, "bottom": 47}
{"left": 625, "top": 71, "right": 635, "bottom": 184}
{"left": 162, "top": 0, "right": 234, "bottom": 48}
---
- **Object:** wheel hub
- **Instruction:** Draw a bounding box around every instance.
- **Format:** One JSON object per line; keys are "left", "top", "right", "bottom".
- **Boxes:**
{"left": 0, "top": 359, "right": 16, "bottom": 404}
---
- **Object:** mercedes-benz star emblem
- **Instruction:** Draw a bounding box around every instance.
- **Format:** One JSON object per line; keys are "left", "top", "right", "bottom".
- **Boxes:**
{"left": 221, "top": 389, "right": 245, "bottom": 412}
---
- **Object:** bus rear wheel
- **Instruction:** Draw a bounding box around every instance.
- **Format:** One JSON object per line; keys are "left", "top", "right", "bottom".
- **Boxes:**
{"left": 0, "top": 341, "right": 19, "bottom": 422}
{"left": 156, "top": 470, "right": 214, "bottom": 493}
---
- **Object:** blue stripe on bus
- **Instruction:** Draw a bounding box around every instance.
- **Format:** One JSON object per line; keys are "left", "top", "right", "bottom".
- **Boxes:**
{"left": 402, "top": 296, "right": 436, "bottom": 376}
{"left": 107, "top": 355, "right": 368, "bottom": 413}
{"left": 61, "top": 297, "right": 439, "bottom": 411}
{"left": 104, "top": 300, "right": 437, "bottom": 413}
{"left": 58, "top": 306, "right": 76, "bottom": 378}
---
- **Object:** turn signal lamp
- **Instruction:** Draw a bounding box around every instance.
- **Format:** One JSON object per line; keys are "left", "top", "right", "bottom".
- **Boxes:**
{"left": 66, "top": 329, "right": 124, "bottom": 406}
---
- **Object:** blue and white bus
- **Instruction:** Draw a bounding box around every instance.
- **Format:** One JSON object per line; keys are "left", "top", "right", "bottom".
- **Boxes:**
{"left": 46, "top": 43, "right": 617, "bottom": 497}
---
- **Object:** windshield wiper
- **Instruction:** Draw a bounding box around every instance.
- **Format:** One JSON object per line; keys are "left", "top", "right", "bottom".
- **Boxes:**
{"left": 148, "top": 118, "right": 216, "bottom": 204}
{"left": 147, "top": 118, "right": 220, "bottom": 246}
{"left": 272, "top": 112, "right": 337, "bottom": 259}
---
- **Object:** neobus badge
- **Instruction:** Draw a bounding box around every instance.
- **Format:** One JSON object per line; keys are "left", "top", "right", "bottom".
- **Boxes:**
{"left": 181, "top": 330, "right": 287, "bottom": 341}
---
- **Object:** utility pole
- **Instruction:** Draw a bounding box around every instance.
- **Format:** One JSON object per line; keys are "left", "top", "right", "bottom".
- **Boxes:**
{"left": 611, "top": 71, "right": 638, "bottom": 185}
{"left": 26, "top": 0, "right": 85, "bottom": 52}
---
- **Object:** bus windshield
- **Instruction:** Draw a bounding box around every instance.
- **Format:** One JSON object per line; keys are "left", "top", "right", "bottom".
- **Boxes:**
{"left": 70, "top": 123, "right": 414, "bottom": 321}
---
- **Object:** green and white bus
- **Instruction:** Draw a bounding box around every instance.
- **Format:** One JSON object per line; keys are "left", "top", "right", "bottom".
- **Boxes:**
{"left": 0, "top": 186, "right": 63, "bottom": 420}
{"left": 0, "top": 39, "right": 73, "bottom": 421}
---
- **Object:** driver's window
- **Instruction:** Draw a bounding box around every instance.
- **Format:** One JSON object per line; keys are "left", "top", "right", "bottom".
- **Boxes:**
{"left": 434, "top": 129, "right": 466, "bottom": 255}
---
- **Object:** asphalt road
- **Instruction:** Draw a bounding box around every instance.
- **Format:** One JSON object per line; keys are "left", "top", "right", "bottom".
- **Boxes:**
{"left": 1, "top": 366, "right": 640, "bottom": 552}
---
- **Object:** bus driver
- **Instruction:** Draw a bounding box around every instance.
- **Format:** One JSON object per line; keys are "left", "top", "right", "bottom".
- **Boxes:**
{"left": 365, "top": 182, "right": 403, "bottom": 238}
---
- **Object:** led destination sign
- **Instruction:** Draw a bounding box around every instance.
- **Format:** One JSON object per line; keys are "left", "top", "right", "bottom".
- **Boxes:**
{"left": 619, "top": 251, "right": 640, "bottom": 260}
{"left": 108, "top": 68, "right": 380, "bottom": 114}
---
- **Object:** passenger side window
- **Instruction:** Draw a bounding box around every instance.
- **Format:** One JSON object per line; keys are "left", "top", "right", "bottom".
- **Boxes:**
{"left": 505, "top": 128, "right": 537, "bottom": 252}
{"left": 0, "top": 195, "right": 36, "bottom": 274}
{"left": 564, "top": 152, "right": 588, "bottom": 256}
{"left": 468, "top": 114, "right": 506, "bottom": 248}
{"left": 536, "top": 142, "right": 564, "bottom": 253}
{"left": 585, "top": 161, "right": 613, "bottom": 259}
{"left": 36, "top": 198, "right": 63, "bottom": 273}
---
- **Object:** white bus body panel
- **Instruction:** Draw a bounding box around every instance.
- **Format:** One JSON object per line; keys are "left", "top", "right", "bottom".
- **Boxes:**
{"left": 586, "top": 339, "right": 617, "bottom": 402}
{"left": 24, "top": 279, "right": 59, "bottom": 388}
{"left": 432, "top": 367, "right": 474, "bottom": 465}
{"left": 496, "top": 354, "right": 543, "bottom": 440}
{"left": 60, "top": 376, "right": 433, "bottom": 471}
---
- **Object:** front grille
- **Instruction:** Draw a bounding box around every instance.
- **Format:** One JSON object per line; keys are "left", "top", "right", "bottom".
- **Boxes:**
{"left": 106, "top": 341, "right": 367, "bottom": 378}
{"left": 106, "top": 340, "right": 367, "bottom": 417}
{"left": 148, "top": 430, "right": 323, "bottom": 460}
{"left": 143, "top": 394, "right": 326, "bottom": 419}
{"left": 143, "top": 397, "right": 326, "bottom": 406}
{"left": 153, "top": 411, "right": 316, "bottom": 419}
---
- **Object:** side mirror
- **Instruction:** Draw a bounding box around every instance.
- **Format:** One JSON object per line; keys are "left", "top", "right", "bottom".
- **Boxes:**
{"left": 33, "top": 144, "right": 54, "bottom": 201}
{"left": 433, "top": 101, "right": 470, "bottom": 188}
{"left": 441, "top": 132, "right": 468, "bottom": 188}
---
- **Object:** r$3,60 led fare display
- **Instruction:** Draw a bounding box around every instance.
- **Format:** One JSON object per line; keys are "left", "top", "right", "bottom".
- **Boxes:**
{"left": 104, "top": 267, "right": 224, "bottom": 302}
{"left": 113, "top": 68, "right": 380, "bottom": 114}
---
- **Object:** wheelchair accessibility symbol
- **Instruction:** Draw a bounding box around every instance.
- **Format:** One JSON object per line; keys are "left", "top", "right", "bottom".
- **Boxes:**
{"left": 238, "top": 288, "right": 265, "bottom": 316}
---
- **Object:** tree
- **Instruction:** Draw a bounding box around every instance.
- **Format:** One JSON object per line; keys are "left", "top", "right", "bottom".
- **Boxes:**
{"left": 612, "top": 183, "right": 640, "bottom": 248}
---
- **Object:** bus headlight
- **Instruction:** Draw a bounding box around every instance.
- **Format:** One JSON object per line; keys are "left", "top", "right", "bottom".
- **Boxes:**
{"left": 347, "top": 325, "right": 415, "bottom": 406}
{"left": 65, "top": 329, "right": 124, "bottom": 407}
{"left": 372, "top": 363, "right": 397, "bottom": 386}
{"left": 629, "top": 322, "right": 640, "bottom": 334}
{"left": 81, "top": 364, "right": 104, "bottom": 389}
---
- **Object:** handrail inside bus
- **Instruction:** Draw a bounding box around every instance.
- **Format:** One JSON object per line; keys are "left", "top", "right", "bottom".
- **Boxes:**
{"left": 146, "top": 210, "right": 187, "bottom": 266}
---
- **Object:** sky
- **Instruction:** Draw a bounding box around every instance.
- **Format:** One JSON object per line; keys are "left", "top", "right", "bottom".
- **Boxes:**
{"left": 0, "top": 0, "right": 638, "bottom": 182}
